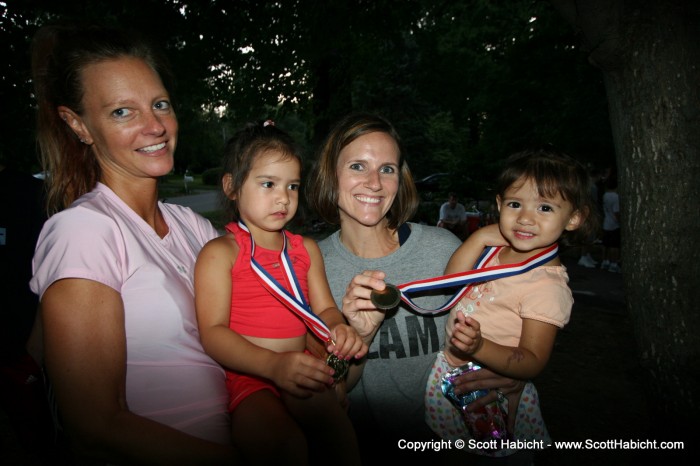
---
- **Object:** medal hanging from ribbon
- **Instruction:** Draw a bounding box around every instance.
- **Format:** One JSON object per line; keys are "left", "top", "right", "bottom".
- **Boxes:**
{"left": 238, "top": 221, "right": 349, "bottom": 381}
{"left": 370, "top": 244, "right": 559, "bottom": 314}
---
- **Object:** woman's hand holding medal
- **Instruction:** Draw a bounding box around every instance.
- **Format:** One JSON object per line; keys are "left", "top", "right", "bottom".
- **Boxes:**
{"left": 341, "top": 270, "right": 396, "bottom": 343}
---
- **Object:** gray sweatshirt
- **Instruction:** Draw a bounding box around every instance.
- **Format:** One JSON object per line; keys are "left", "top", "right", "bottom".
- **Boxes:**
{"left": 318, "top": 223, "right": 461, "bottom": 442}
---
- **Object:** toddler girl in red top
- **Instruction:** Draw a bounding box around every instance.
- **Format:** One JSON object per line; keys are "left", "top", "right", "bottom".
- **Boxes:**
{"left": 194, "top": 121, "right": 366, "bottom": 465}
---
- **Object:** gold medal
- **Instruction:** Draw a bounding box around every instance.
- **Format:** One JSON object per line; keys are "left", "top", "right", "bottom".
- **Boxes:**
{"left": 370, "top": 283, "right": 401, "bottom": 309}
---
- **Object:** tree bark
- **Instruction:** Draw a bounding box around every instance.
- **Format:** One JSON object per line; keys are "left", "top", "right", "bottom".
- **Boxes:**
{"left": 551, "top": 0, "right": 700, "bottom": 440}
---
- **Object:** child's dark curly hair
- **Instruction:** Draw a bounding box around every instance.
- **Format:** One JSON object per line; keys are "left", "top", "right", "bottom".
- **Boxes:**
{"left": 496, "top": 147, "right": 601, "bottom": 243}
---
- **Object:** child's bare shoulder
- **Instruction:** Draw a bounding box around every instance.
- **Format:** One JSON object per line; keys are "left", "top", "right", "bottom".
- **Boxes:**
{"left": 201, "top": 231, "right": 240, "bottom": 256}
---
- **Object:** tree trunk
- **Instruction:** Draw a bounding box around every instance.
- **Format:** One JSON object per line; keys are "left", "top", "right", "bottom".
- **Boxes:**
{"left": 552, "top": 0, "right": 700, "bottom": 440}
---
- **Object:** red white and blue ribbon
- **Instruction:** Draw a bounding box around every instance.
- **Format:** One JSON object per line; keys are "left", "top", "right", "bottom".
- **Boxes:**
{"left": 397, "top": 243, "right": 559, "bottom": 314}
{"left": 238, "top": 221, "right": 332, "bottom": 342}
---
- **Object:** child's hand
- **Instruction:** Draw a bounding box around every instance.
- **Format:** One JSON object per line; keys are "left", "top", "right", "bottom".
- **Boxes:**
{"left": 472, "top": 223, "right": 508, "bottom": 248}
{"left": 450, "top": 312, "right": 483, "bottom": 355}
{"left": 450, "top": 366, "right": 525, "bottom": 422}
{"left": 445, "top": 304, "right": 464, "bottom": 341}
{"left": 328, "top": 324, "right": 368, "bottom": 360}
{"left": 269, "top": 351, "right": 335, "bottom": 397}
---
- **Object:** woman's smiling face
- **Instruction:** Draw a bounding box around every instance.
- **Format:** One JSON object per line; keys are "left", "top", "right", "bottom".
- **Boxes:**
{"left": 69, "top": 56, "right": 178, "bottom": 182}
{"left": 336, "top": 131, "right": 400, "bottom": 228}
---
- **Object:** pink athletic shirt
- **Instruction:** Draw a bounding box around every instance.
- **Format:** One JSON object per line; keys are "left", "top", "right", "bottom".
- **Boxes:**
{"left": 30, "top": 183, "right": 230, "bottom": 444}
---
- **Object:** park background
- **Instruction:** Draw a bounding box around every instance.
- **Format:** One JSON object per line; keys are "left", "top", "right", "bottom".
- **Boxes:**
{"left": 1, "top": 0, "right": 698, "bottom": 464}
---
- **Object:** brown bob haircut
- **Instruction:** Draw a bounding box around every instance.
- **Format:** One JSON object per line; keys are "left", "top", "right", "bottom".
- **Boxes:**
{"left": 306, "top": 113, "right": 419, "bottom": 229}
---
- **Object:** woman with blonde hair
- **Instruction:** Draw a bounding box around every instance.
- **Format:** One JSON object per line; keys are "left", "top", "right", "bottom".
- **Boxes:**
{"left": 29, "top": 23, "right": 236, "bottom": 464}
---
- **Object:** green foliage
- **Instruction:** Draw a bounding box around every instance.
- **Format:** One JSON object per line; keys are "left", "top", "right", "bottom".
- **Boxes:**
{"left": 201, "top": 167, "right": 222, "bottom": 186}
{"left": 0, "top": 2, "right": 42, "bottom": 171}
{"left": 410, "top": 0, "right": 613, "bottom": 175}
{"left": 1, "top": 0, "right": 614, "bottom": 177}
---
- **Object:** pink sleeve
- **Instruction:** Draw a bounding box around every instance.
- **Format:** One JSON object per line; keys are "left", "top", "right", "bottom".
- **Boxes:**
{"left": 519, "top": 268, "right": 573, "bottom": 328}
{"left": 30, "top": 208, "right": 125, "bottom": 299}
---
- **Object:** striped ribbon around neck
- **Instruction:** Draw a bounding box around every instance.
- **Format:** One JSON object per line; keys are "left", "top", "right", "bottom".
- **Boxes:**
{"left": 397, "top": 243, "right": 559, "bottom": 314}
{"left": 238, "top": 221, "right": 332, "bottom": 343}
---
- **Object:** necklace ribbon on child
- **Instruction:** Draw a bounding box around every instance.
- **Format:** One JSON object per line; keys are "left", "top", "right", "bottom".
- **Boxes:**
{"left": 391, "top": 244, "right": 559, "bottom": 314}
{"left": 238, "top": 221, "right": 349, "bottom": 380}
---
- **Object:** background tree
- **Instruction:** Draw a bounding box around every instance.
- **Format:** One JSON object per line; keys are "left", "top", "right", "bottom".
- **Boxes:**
{"left": 2, "top": 0, "right": 614, "bottom": 178}
{"left": 411, "top": 0, "right": 614, "bottom": 186}
{"left": 552, "top": 0, "right": 700, "bottom": 441}
{"left": 0, "top": 1, "right": 41, "bottom": 171}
